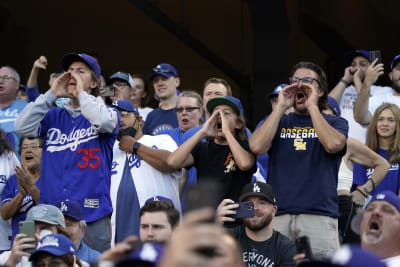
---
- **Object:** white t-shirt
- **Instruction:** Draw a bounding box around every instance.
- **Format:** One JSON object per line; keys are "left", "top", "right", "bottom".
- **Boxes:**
{"left": 138, "top": 107, "right": 154, "bottom": 121}
{"left": 338, "top": 85, "right": 392, "bottom": 143}
{"left": 384, "top": 255, "right": 400, "bottom": 267}
{"left": 368, "top": 92, "right": 400, "bottom": 115}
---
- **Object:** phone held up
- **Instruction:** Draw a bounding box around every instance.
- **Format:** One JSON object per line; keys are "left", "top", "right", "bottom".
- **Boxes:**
{"left": 230, "top": 201, "right": 255, "bottom": 219}
{"left": 369, "top": 50, "right": 381, "bottom": 64}
{"left": 101, "top": 85, "right": 115, "bottom": 97}
{"left": 295, "top": 235, "right": 313, "bottom": 260}
{"left": 18, "top": 220, "right": 37, "bottom": 254}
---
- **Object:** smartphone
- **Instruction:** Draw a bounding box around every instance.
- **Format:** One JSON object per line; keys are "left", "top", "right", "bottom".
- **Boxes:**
{"left": 232, "top": 201, "right": 254, "bottom": 219}
{"left": 101, "top": 85, "right": 115, "bottom": 97}
{"left": 369, "top": 50, "right": 381, "bottom": 63}
{"left": 18, "top": 220, "right": 36, "bottom": 254}
{"left": 295, "top": 236, "right": 313, "bottom": 260}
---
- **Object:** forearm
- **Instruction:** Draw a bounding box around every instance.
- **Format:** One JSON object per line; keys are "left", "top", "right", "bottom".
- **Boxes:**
{"left": 137, "top": 144, "right": 175, "bottom": 172}
{"left": 225, "top": 132, "right": 255, "bottom": 171}
{"left": 328, "top": 79, "right": 348, "bottom": 102}
{"left": 14, "top": 90, "right": 56, "bottom": 137}
{"left": 26, "top": 67, "right": 40, "bottom": 88}
{"left": 25, "top": 185, "right": 40, "bottom": 204}
{"left": 249, "top": 108, "right": 284, "bottom": 154}
{"left": 353, "top": 82, "right": 373, "bottom": 124}
{"left": 308, "top": 105, "right": 346, "bottom": 153}
{"left": 1, "top": 194, "right": 24, "bottom": 220}
{"left": 79, "top": 92, "right": 118, "bottom": 133}
{"left": 167, "top": 131, "right": 204, "bottom": 169}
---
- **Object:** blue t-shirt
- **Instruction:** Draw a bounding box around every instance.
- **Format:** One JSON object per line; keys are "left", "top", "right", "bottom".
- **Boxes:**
{"left": 353, "top": 149, "right": 400, "bottom": 195}
{"left": 0, "top": 99, "right": 27, "bottom": 154}
{"left": 268, "top": 113, "right": 348, "bottom": 218}
{"left": 143, "top": 108, "right": 178, "bottom": 135}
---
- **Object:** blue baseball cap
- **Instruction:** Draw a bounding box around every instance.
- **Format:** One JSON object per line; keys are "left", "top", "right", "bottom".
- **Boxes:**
{"left": 327, "top": 96, "right": 341, "bottom": 116}
{"left": 29, "top": 234, "right": 76, "bottom": 261}
{"left": 267, "top": 83, "right": 287, "bottom": 102}
{"left": 110, "top": 72, "right": 134, "bottom": 87}
{"left": 351, "top": 190, "right": 400, "bottom": 234}
{"left": 144, "top": 195, "right": 174, "bottom": 207}
{"left": 390, "top": 54, "right": 400, "bottom": 70}
{"left": 111, "top": 100, "right": 140, "bottom": 116}
{"left": 346, "top": 50, "right": 370, "bottom": 64}
{"left": 58, "top": 200, "right": 83, "bottom": 221}
{"left": 150, "top": 63, "right": 179, "bottom": 80}
{"left": 118, "top": 242, "right": 164, "bottom": 267}
{"left": 61, "top": 53, "right": 101, "bottom": 79}
{"left": 298, "top": 245, "right": 387, "bottom": 267}
{"left": 206, "top": 96, "right": 244, "bottom": 116}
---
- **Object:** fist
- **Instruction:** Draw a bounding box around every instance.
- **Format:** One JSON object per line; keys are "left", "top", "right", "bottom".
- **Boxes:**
{"left": 34, "top": 56, "right": 48, "bottom": 70}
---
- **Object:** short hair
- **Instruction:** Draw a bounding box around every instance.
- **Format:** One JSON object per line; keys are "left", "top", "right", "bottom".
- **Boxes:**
{"left": 18, "top": 136, "right": 44, "bottom": 155}
{"left": 177, "top": 90, "right": 204, "bottom": 123}
{"left": 1, "top": 65, "right": 20, "bottom": 83}
{"left": 290, "top": 61, "right": 328, "bottom": 111}
{"left": 203, "top": 77, "right": 232, "bottom": 96}
{"left": 139, "top": 200, "right": 180, "bottom": 229}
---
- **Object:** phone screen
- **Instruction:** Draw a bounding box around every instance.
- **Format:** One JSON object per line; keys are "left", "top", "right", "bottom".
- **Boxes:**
{"left": 369, "top": 50, "right": 381, "bottom": 63}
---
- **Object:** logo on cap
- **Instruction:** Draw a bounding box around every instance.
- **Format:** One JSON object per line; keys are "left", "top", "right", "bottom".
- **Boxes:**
{"left": 253, "top": 183, "right": 261, "bottom": 193}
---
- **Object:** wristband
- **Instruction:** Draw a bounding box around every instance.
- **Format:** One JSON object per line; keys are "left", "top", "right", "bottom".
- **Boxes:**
{"left": 340, "top": 79, "right": 349, "bottom": 86}
{"left": 355, "top": 187, "right": 368, "bottom": 198}
{"left": 365, "top": 178, "right": 376, "bottom": 194}
{"left": 132, "top": 141, "right": 141, "bottom": 154}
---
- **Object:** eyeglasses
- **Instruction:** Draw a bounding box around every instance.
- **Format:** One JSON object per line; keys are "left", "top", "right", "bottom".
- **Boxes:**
{"left": 175, "top": 107, "right": 200, "bottom": 113}
{"left": 289, "top": 77, "right": 320, "bottom": 85}
{"left": 0, "top": 75, "right": 17, "bottom": 82}
{"left": 21, "top": 144, "right": 42, "bottom": 151}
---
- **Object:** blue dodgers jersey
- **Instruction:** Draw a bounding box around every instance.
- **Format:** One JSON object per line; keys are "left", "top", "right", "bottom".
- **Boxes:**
{"left": 268, "top": 113, "right": 348, "bottom": 218}
{"left": 142, "top": 108, "right": 178, "bottom": 135}
{"left": 37, "top": 108, "right": 117, "bottom": 222}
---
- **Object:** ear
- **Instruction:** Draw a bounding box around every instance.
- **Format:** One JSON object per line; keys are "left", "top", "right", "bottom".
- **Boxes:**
{"left": 317, "top": 88, "right": 324, "bottom": 97}
{"left": 174, "top": 77, "right": 180, "bottom": 87}
{"left": 89, "top": 80, "right": 98, "bottom": 90}
{"left": 272, "top": 205, "right": 278, "bottom": 216}
{"left": 235, "top": 117, "right": 244, "bottom": 130}
{"left": 389, "top": 71, "right": 393, "bottom": 81}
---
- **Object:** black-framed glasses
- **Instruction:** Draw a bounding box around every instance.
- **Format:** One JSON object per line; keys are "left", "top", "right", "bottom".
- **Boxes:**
{"left": 175, "top": 107, "right": 200, "bottom": 113}
{"left": 289, "top": 77, "right": 320, "bottom": 85}
{"left": 0, "top": 75, "right": 17, "bottom": 82}
{"left": 21, "top": 144, "right": 42, "bottom": 151}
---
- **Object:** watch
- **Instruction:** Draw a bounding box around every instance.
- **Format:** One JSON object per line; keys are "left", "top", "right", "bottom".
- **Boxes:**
{"left": 132, "top": 142, "right": 141, "bottom": 154}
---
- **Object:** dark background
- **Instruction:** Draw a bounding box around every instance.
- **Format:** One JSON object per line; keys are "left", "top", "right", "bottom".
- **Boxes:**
{"left": 0, "top": 0, "right": 398, "bottom": 129}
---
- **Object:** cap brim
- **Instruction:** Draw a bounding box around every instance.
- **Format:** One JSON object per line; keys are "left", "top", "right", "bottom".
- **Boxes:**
{"left": 149, "top": 72, "right": 174, "bottom": 80}
{"left": 61, "top": 53, "right": 87, "bottom": 72}
{"left": 29, "top": 248, "right": 69, "bottom": 261}
{"left": 206, "top": 98, "right": 240, "bottom": 115}
{"left": 239, "top": 192, "right": 275, "bottom": 204}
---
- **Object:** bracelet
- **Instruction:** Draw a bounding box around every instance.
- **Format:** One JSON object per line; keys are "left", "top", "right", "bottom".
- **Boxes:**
{"left": 132, "top": 142, "right": 141, "bottom": 154}
{"left": 355, "top": 187, "right": 368, "bottom": 198}
{"left": 368, "top": 178, "right": 376, "bottom": 190}
{"left": 340, "top": 79, "right": 349, "bottom": 86}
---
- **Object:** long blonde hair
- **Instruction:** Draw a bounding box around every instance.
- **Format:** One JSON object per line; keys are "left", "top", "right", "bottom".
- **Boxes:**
{"left": 366, "top": 103, "right": 400, "bottom": 163}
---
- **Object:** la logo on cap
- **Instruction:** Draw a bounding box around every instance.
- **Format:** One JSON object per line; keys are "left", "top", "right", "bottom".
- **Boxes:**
{"left": 376, "top": 193, "right": 386, "bottom": 200}
{"left": 60, "top": 202, "right": 68, "bottom": 212}
{"left": 253, "top": 183, "right": 261, "bottom": 193}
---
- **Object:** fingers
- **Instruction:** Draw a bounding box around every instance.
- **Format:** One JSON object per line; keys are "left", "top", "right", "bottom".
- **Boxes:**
{"left": 34, "top": 56, "right": 48, "bottom": 69}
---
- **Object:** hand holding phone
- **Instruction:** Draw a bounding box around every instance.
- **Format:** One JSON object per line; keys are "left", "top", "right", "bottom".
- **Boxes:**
{"left": 230, "top": 201, "right": 255, "bottom": 219}
{"left": 295, "top": 236, "right": 313, "bottom": 260}
{"left": 18, "top": 220, "right": 37, "bottom": 254}
{"left": 369, "top": 50, "right": 381, "bottom": 64}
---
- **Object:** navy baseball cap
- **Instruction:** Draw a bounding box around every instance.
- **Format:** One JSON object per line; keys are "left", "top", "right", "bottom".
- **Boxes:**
{"left": 145, "top": 196, "right": 174, "bottom": 207}
{"left": 390, "top": 54, "right": 400, "bottom": 70}
{"left": 351, "top": 190, "right": 400, "bottom": 234}
{"left": 267, "top": 83, "right": 287, "bottom": 102}
{"left": 206, "top": 96, "right": 244, "bottom": 116}
{"left": 298, "top": 245, "right": 387, "bottom": 267}
{"left": 327, "top": 96, "right": 341, "bottom": 116}
{"left": 26, "top": 204, "right": 65, "bottom": 228}
{"left": 117, "top": 242, "right": 165, "bottom": 267}
{"left": 29, "top": 234, "right": 76, "bottom": 261}
{"left": 58, "top": 200, "right": 83, "bottom": 221}
{"left": 61, "top": 53, "right": 101, "bottom": 79}
{"left": 239, "top": 182, "right": 276, "bottom": 205}
{"left": 346, "top": 50, "right": 370, "bottom": 64}
{"left": 150, "top": 63, "right": 179, "bottom": 80}
{"left": 109, "top": 72, "right": 134, "bottom": 87}
{"left": 112, "top": 100, "right": 140, "bottom": 116}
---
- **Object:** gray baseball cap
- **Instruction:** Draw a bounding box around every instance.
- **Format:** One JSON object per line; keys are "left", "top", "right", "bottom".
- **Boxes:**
{"left": 26, "top": 204, "right": 66, "bottom": 228}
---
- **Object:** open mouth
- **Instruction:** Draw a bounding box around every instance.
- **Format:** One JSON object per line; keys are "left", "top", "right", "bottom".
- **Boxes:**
{"left": 216, "top": 122, "right": 222, "bottom": 130}
{"left": 296, "top": 91, "right": 306, "bottom": 100}
{"left": 369, "top": 221, "right": 380, "bottom": 231}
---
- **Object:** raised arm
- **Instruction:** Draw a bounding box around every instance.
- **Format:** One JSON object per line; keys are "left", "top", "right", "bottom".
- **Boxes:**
{"left": 250, "top": 85, "right": 294, "bottom": 154}
{"left": 328, "top": 66, "right": 353, "bottom": 102}
{"left": 354, "top": 59, "right": 384, "bottom": 125}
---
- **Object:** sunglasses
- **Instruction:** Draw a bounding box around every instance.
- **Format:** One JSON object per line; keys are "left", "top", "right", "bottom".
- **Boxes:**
{"left": 175, "top": 107, "right": 200, "bottom": 113}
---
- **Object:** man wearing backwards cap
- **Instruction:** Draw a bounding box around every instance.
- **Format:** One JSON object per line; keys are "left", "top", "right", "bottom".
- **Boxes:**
{"left": 15, "top": 53, "right": 119, "bottom": 252}
{"left": 110, "top": 100, "right": 181, "bottom": 245}
{"left": 329, "top": 49, "right": 392, "bottom": 142}
{"left": 217, "top": 182, "right": 296, "bottom": 267}
{"left": 354, "top": 53, "right": 400, "bottom": 126}
{"left": 351, "top": 190, "right": 400, "bottom": 267}
{"left": 143, "top": 63, "right": 180, "bottom": 135}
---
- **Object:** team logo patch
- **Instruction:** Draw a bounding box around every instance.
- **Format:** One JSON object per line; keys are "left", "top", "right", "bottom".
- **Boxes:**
{"left": 253, "top": 183, "right": 261, "bottom": 193}
{"left": 84, "top": 198, "right": 99, "bottom": 208}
